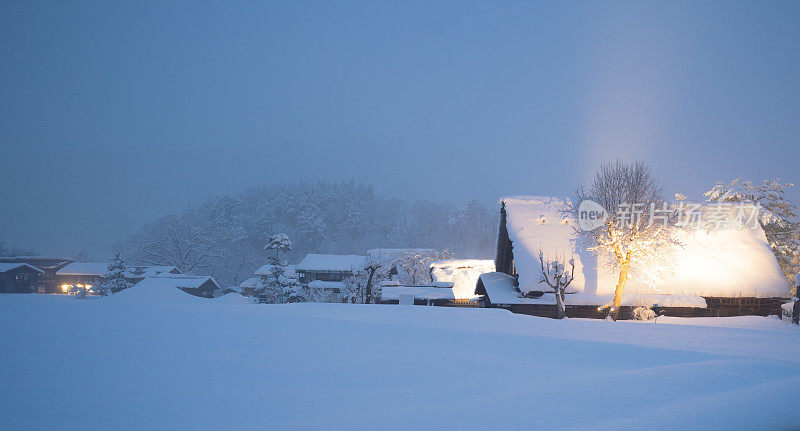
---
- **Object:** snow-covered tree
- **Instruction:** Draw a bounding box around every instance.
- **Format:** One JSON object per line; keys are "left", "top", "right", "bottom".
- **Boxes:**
{"left": 575, "top": 160, "right": 681, "bottom": 320}
{"left": 259, "top": 234, "right": 305, "bottom": 303}
{"left": 73, "top": 251, "right": 93, "bottom": 262}
{"left": 538, "top": 251, "right": 575, "bottom": 319}
{"left": 100, "top": 250, "right": 132, "bottom": 295}
{"left": 0, "top": 237, "right": 36, "bottom": 257}
{"left": 704, "top": 178, "right": 800, "bottom": 289}
{"left": 394, "top": 249, "right": 454, "bottom": 285}
{"left": 341, "top": 260, "right": 391, "bottom": 304}
{"left": 131, "top": 214, "right": 230, "bottom": 274}
{"left": 264, "top": 233, "right": 292, "bottom": 259}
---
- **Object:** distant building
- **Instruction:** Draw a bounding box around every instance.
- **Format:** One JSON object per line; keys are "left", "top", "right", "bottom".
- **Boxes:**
{"left": 0, "top": 256, "right": 72, "bottom": 293}
{"left": 130, "top": 275, "right": 220, "bottom": 298}
{"left": 55, "top": 262, "right": 181, "bottom": 294}
{"left": 0, "top": 263, "right": 43, "bottom": 293}
{"left": 238, "top": 277, "right": 261, "bottom": 297}
{"left": 294, "top": 254, "right": 365, "bottom": 285}
{"left": 379, "top": 280, "right": 457, "bottom": 306}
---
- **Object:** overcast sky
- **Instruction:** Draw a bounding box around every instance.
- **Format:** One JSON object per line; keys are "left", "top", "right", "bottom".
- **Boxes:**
{"left": 1, "top": 1, "right": 799, "bottom": 257}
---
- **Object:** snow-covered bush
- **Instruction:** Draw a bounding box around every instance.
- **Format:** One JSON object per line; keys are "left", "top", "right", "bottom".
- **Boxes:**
{"left": 633, "top": 306, "right": 657, "bottom": 321}
{"left": 100, "top": 251, "right": 132, "bottom": 295}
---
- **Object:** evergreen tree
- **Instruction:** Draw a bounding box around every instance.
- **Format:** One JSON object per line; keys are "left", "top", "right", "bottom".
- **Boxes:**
{"left": 259, "top": 234, "right": 305, "bottom": 303}
{"left": 100, "top": 251, "right": 132, "bottom": 295}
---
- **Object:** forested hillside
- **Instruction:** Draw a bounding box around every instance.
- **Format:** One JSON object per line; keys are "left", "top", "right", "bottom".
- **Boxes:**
{"left": 124, "top": 181, "right": 498, "bottom": 287}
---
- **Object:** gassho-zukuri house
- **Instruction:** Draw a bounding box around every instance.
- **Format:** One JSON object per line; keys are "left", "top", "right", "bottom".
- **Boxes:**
{"left": 476, "top": 196, "right": 791, "bottom": 319}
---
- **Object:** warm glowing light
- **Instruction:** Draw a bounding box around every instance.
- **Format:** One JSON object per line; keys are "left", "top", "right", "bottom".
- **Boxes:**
{"left": 76, "top": 284, "right": 84, "bottom": 288}
{"left": 60, "top": 284, "right": 71, "bottom": 292}
{"left": 84, "top": 284, "right": 92, "bottom": 289}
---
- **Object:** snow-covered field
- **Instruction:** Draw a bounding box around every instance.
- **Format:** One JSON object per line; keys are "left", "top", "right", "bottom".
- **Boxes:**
{"left": 2, "top": 292, "right": 800, "bottom": 431}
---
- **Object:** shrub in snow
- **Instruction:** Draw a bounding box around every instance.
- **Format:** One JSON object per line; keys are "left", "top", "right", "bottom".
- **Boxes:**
{"left": 100, "top": 250, "right": 132, "bottom": 295}
{"left": 633, "top": 306, "right": 657, "bottom": 321}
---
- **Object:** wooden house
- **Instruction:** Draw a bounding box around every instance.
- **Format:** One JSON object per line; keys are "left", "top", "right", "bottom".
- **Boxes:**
{"left": 293, "top": 254, "right": 365, "bottom": 285}
{"left": 55, "top": 262, "right": 182, "bottom": 294}
{"left": 485, "top": 196, "right": 790, "bottom": 319}
{"left": 0, "top": 256, "right": 72, "bottom": 293}
{"left": 0, "top": 263, "right": 43, "bottom": 293}
{"left": 130, "top": 275, "right": 219, "bottom": 298}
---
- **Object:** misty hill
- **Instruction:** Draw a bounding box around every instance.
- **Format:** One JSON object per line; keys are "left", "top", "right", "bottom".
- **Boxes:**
{"left": 124, "top": 180, "right": 498, "bottom": 287}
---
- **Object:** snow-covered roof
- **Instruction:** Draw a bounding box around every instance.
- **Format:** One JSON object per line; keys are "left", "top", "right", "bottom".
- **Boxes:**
{"left": 56, "top": 262, "right": 110, "bottom": 276}
{"left": 502, "top": 196, "right": 791, "bottom": 303}
{"left": 239, "top": 277, "right": 261, "bottom": 288}
{"left": 255, "top": 264, "right": 296, "bottom": 276}
{"left": 381, "top": 286, "right": 455, "bottom": 301}
{"left": 0, "top": 263, "right": 44, "bottom": 274}
{"left": 430, "top": 259, "right": 495, "bottom": 300}
{"left": 131, "top": 275, "right": 219, "bottom": 291}
{"left": 112, "top": 277, "right": 212, "bottom": 303}
{"left": 477, "top": 272, "right": 554, "bottom": 305}
{"left": 476, "top": 272, "right": 708, "bottom": 307}
{"left": 308, "top": 280, "right": 345, "bottom": 290}
{"left": 295, "top": 254, "right": 364, "bottom": 272}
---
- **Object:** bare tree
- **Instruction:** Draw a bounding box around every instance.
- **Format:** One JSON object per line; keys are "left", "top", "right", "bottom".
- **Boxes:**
{"left": 574, "top": 160, "right": 680, "bottom": 320}
{"left": 132, "top": 215, "right": 229, "bottom": 274}
{"left": 538, "top": 250, "right": 575, "bottom": 319}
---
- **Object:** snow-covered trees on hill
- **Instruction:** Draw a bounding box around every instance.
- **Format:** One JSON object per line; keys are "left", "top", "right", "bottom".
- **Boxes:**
{"left": 705, "top": 178, "right": 800, "bottom": 287}
{"left": 124, "top": 181, "right": 497, "bottom": 287}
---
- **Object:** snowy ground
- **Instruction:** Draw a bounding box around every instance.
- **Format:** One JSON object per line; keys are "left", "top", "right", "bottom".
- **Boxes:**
{"left": 2, "top": 293, "right": 800, "bottom": 431}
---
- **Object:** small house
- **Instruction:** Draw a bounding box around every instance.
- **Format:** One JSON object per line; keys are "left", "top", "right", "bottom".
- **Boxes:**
{"left": 379, "top": 281, "right": 456, "bottom": 306}
{"left": 55, "top": 262, "right": 182, "bottom": 294}
{"left": 130, "top": 275, "right": 220, "bottom": 298}
{"left": 0, "top": 256, "right": 72, "bottom": 293}
{"left": 0, "top": 263, "right": 43, "bottom": 293}
{"left": 294, "top": 254, "right": 365, "bottom": 285}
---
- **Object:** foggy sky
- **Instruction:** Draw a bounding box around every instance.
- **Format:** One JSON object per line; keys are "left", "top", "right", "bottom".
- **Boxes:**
{"left": 2, "top": 1, "right": 799, "bottom": 258}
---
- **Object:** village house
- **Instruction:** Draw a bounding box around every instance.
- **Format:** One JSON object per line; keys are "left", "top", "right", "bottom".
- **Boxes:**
{"left": 294, "top": 254, "right": 365, "bottom": 285}
{"left": 379, "top": 280, "right": 456, "bottom": 305}
{"left": 55, "top": 262, "right": 182, "bottom": 294}
{"left": 0, "top": 256, "right": 72, "bottom": 293}
{"left": 0, "top": 263, "right": 44, "bottom": 293}
{"left": 130, "top": 275, "right": 220, "bottom": 298}
{"left": 480, "top": 196, "right": 791, "bottom": 319}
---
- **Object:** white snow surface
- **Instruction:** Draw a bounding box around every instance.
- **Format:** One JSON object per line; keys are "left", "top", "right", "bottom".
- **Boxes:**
{"left": 380, "top": 286, "right": 455, "bottom": 301}
{"left": 0, "top": 262, "right": 43, "bottom": 273}
{"left": 430, "top": 259, "right": 495, "bottom": 299}
{"left": 56, "top": 262, "right": 111, "bottom": 276}
{"left": 308, "top": 280, "right": 345, "bottom": 290}
{"left": 294, "top": 254, "right": 365, "bottom": 272}
{"left": 239, "top": 277, "right": 261, "bottom": 289}
{"left": 503, "top": 196, "right": 790, "bottom": 304}
{"left": 2, "top": 296, "right": 799, "bottom": 430}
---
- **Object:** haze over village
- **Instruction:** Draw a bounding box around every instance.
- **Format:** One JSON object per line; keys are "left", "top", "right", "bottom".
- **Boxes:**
{"left": 2, "top": 2, "right": 800, "bottom": 430}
